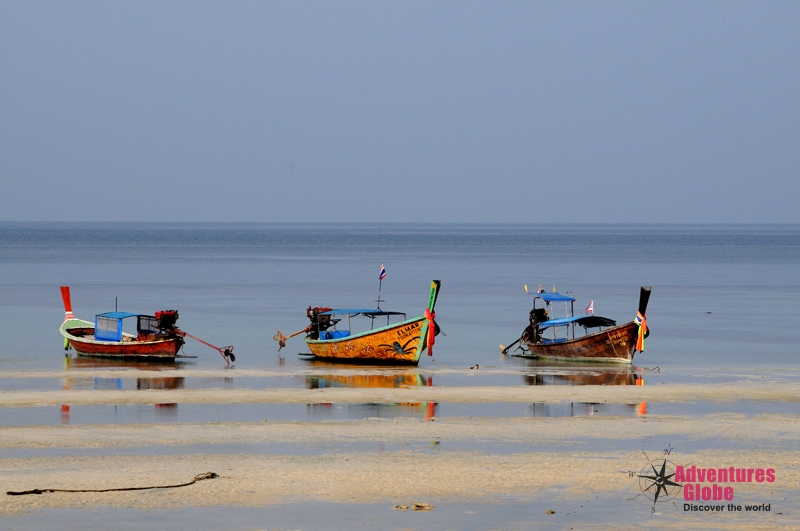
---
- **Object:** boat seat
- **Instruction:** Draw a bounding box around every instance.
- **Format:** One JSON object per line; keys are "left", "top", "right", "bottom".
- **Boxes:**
{"left": 320, "top": 330, "right": 351, "bottom": 340}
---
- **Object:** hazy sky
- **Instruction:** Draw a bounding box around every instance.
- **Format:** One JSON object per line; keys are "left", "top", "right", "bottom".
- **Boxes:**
{"left": 1, "top": 1, "right": 798, "bottom": 223}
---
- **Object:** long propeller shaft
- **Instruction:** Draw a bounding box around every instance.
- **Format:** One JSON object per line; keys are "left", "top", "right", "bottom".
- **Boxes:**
{"left": 176, "top": 329, "right": 234, "bottom": 365}
{"left": 273, "top": 326, "right": 311, "bottom": 351}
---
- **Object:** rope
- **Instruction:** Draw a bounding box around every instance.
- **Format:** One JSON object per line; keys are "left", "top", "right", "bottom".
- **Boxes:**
{"left": 7, "top": 472, "right": 218, "bottom": 496}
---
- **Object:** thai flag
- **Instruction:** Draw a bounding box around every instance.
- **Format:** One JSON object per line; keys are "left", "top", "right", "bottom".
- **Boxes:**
{"left": 379, "top": 264, "right": 387, "bottom": 281}
{"left": 585, "top": 300, "right": 594, "bottom": 314}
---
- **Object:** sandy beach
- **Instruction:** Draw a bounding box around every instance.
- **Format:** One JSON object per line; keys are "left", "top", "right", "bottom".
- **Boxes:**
{"left": 2, "top": 377, "right": 798, "bottom": 529}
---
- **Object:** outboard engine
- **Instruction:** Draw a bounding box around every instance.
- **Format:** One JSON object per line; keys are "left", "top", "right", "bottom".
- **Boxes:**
{"left": 529, "top": 308, "right": 548, "bottom": 327}
{"left": 306, "top": 307, "right": 333, "bottom": 340}
{"left": 155, "top": 310, "right": 179, "bottom": 331}
{"left": 522, "top": 307, "right": 548, "bottom": 344}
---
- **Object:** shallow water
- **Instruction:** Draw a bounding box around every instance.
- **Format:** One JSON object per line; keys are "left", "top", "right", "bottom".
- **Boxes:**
{"left": 0, "top": 401, "right": 634, "bottom": 426}
{"left": 2, "top": 429, "right": 785, "bottom": 460}
{"left": 4, "top": 362, "right": 798, "bottom": 393}
{"left": 1, "top": 223, "right": 799, "bottom": 373}
{"left": 4, "top": 400, "right": 798, "bottom": 427}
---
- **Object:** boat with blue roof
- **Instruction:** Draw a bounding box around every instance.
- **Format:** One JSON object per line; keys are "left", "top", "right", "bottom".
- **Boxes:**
{"left": 505, "top": 286, "right": 651, "bottom": 364}
{"left": 274, "top": 280, "right": 441, "bottom": 365}
{"left": 58, "top": 286, "right": 235, "bottom": 364}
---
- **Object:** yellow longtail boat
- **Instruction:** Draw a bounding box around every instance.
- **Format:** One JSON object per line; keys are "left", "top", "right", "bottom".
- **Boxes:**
{"left": 274, "top": 280, "right": 441, "bottom": 366}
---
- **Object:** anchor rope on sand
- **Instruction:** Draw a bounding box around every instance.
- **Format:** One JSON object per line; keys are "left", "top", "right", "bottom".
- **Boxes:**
{"left": 7, "top": 472, "right": 219, "bottom": 496}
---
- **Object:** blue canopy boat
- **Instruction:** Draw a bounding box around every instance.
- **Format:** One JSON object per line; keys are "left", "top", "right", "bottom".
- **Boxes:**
{"left": 506, "top": 286, "right": 651, "bottom": 364}
{"left": 59, "top": 286, "right": 235, "bottom": 364}
{"left": 274, "top": 281, "right": 441, "bottom": 365}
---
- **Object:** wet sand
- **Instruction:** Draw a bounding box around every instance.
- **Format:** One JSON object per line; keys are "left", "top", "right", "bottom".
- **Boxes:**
{"left": 2, "top": 413, "right": 799, "bottom": 450}
{"left": 2, "top": 381, "right": 799, "bottom": 408}
{"left": 2, "top": 377, "right": 799, "bottom": 529}
{"left": 3, "top": 446, "right": 797, "bottom": 512}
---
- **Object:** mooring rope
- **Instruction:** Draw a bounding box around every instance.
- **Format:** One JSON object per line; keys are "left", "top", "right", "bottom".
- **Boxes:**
{"left": 7, "top": 472, "right": 218, "bottom": 496}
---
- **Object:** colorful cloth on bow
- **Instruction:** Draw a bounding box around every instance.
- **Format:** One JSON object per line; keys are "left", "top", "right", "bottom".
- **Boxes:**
{"left": 634, "top": 311, "right": 647, "bottom": 351}
{"left": 424, "top": 308, "right": 436, "bottom": 356}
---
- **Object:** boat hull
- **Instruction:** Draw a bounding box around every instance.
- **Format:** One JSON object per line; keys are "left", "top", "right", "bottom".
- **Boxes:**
{"left": 519, "top": 321, "right": 639, "bottom": 364}
{"left": 305, "top": 317, "right": 429, "bottom": 366}
{"left": 61, "top": 320, "right": 184, "bottom": 359}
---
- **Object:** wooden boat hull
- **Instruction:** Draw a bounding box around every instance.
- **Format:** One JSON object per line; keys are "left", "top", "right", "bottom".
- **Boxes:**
{"left": 60, "top": 319, "right": 184, "bottom": 359}
{"left": 305, "top": 316, "right": 430, "bottom": 366}
{"left": 520, "top": 321, "right": 639, "bottom": 364}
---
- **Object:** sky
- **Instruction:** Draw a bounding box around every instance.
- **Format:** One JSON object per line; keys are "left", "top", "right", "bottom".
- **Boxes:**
{"left": 1, "top": 1, "right": 798, "bottom": 223}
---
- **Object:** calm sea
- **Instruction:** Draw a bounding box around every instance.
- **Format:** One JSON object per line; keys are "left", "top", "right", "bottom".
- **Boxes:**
{"left": 1, "top": 222, "right": 798, "bottom": 373}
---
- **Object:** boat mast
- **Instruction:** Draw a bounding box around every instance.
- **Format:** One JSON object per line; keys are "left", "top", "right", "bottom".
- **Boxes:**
{"left": 375, "top": 280, "right": 384, "bottom": 310}
{"left": 571, "top": 300, "right": 574, "bottom": 339}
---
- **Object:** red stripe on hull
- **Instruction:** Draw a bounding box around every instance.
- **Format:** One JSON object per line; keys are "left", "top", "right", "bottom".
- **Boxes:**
{"left": 65, "top": 327, "right": 183, "bottom": 358}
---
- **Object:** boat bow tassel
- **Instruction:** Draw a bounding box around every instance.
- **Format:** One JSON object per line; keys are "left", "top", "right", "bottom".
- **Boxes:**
{"left": 634, "top": 311, "right": 647, "bottom": 351}
{"left": 424, "top": 308, "right": 436, "bottom": 356}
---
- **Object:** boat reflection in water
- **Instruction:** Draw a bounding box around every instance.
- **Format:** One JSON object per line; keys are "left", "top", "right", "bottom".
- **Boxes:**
{"left": 61, "top": 355, "right": 186, "bottom": 422}
{"left": 305, "top": 372, "right": 430, "bottom": 389}
{"left": 305, "top": 372, "right": 436, "bottom": 421}
{"left": 62, "top": 355, "right": 186, "bottom": 391}
{"left": 137, "top": 378, "right": 185, "bottom": 390}
{"left": 520, "top": 360, "right": 644, "bottom": 386}
{"left": 307, "top": 401, "right": 437, "bottom": 421}
{"left": 154, "top": 402, "right": 179, "bottom": 420}
{"left": 530, "top": 401, "right": 642, "bottom": 417}
{"left": 521, "top": 361, "right": 646, "bottom": 417}
{"left": 63, "top": 354, "right": 183, "bottom": 371}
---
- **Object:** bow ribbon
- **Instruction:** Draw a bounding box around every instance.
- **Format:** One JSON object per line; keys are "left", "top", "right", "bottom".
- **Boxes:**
{"left": 634, "top": 311, "right": 647, "bottom": 352}
{"left": 424, "top": 308, "right": 436, "bottom": 356}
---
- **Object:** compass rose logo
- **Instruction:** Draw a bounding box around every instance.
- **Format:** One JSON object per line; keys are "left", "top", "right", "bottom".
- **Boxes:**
{"left": 638, "top": 458, "right": 683, "bottom": 504}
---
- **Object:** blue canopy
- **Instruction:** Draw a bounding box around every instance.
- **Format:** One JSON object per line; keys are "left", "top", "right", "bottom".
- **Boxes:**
{"left": 96, "top": 312, "right": 139, "bottom": 319}
{"left": 318, "top": 308, "right": 406, "bottom": 316}
{"left": 538, "top": 316, "right": 583, "bottom": 328}
{"left": 95, "top": 312, "right": 139, "bottom": 341}
{"left": 533, "top": 292, "right": 575, "bottom": 302}
{"left": 538, "top": 315, "right": 617, "bottom": 329}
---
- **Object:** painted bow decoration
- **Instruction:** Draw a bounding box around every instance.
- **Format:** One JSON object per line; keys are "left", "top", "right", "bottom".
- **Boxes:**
{"left": 424, "top": 308, "right": 436, "bottom": 356}
{"left": 634, "top": 311, "right": 647, "bottom": 352}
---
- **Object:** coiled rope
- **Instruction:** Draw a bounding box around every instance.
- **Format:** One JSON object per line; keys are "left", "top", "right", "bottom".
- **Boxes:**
{"left": 7, "top": 471, "right": 218, "bottom": 496}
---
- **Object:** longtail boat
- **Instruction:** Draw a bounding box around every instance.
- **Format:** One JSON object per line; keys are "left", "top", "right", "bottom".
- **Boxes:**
{"left": 275, "top": 280, "right": 441, "bottom": 366}
{"left": 506, "top": 286, "right": 651, "bottom": 364}
{"left": 58, "top": 286, "right": 235, "bottom": 364}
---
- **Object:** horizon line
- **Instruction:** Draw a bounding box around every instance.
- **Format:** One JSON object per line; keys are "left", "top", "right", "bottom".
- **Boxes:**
{"left": 2, "top": 221, "right": 799, "bottom": 227}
